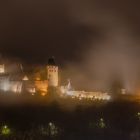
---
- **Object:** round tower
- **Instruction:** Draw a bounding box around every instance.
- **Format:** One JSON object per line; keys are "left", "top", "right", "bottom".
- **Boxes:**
{"left": 47, "top": 57, "right": 58, "bottom": 87}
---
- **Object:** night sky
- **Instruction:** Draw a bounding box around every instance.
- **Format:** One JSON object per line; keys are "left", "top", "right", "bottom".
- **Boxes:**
{"left": 0, "top": 0, "right": 140, "bottom": 90}
{"left": 0, "top": 0, "right": 139, "bottom": 64}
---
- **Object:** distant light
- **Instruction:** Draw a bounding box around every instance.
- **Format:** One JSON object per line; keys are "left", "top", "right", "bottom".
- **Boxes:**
{"left": 49, "top": 122, "right": 53, "bottom": 126}
{"left": 136, "top": 112, "right": 140, "bottom": 120}
{"left": 98, "top": 118, "right": 106, "bottom": 128}
{"left": 1, "top": 125, "right": 11, "bottom": 135}
{"left": 47, "top": 122, "right": 59, "bottom": 137}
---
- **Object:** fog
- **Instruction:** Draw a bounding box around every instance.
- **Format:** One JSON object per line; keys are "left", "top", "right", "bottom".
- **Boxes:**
{"left": 62, "top": 10, "right": 140, "bottom": 93}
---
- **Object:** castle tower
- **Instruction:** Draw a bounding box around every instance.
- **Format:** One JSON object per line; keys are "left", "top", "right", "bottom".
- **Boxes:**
{"left": 0, "top": 55, "right": 5, "bottom": 74}
{"left": 47, "top": 57, "right": 58, "bottom": 87}
{"left": 0, "top": 64, "right": 5, "bottom": 74}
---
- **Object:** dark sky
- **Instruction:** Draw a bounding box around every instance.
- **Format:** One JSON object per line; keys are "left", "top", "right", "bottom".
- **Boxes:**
{"left": 0, "top": 0, "right": 140, "bottom": 65}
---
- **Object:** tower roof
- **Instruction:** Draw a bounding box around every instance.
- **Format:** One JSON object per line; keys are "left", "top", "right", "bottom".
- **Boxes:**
{"left": 48, "top": 57, "right": 56, "bottom": 66}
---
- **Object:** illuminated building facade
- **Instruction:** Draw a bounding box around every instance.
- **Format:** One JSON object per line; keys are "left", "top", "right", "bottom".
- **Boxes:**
{"left": 60, "top": 80, "right": 111, "bottom": 101}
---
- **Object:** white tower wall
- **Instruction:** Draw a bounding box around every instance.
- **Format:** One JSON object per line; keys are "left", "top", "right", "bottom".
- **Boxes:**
{"left": 47, "top": 65, "right": 58, "bottom": 87}
{"left": 0, "top": 64, "right": 5, "bottom": 73}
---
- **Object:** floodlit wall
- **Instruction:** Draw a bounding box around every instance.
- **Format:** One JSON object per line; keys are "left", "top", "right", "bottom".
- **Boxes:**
{"left": 9, "top": 81, "right": 22, "bottom": 93}
{"left": 35, "top": 80, "right": 48, "bottom": 93}
{"left": 47, "top": 66, "right": 58, "bottom": 87}
{"left": 0, "top": 64, "right": 5, "bottom": 74}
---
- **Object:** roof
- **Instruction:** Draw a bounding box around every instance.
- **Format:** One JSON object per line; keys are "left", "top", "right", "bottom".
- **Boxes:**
{"left": 48, "top": 57, "right": 56, "bottom": 66}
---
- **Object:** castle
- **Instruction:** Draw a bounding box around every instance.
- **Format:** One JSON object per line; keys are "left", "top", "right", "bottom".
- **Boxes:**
{"left": 0, "top": 56, "right": 111, "bottom": 100}
{"left": 0, "top": 57, "right": 58, "bottom": 95}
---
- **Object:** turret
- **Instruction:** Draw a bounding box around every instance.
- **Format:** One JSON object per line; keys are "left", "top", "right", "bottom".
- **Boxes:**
{"left": 47, "top": 57, "right": 58, "bottom": 87}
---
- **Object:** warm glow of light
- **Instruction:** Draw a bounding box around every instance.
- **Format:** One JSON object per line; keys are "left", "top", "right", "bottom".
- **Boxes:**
{"left": 41, "top": 92, "right": 46, "bottom": 96}
{"left": 35, "top": 80, "right": 48, "bottom": 94}
{"left": 36, "top": 77, "right": 41, "bottom": 81}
